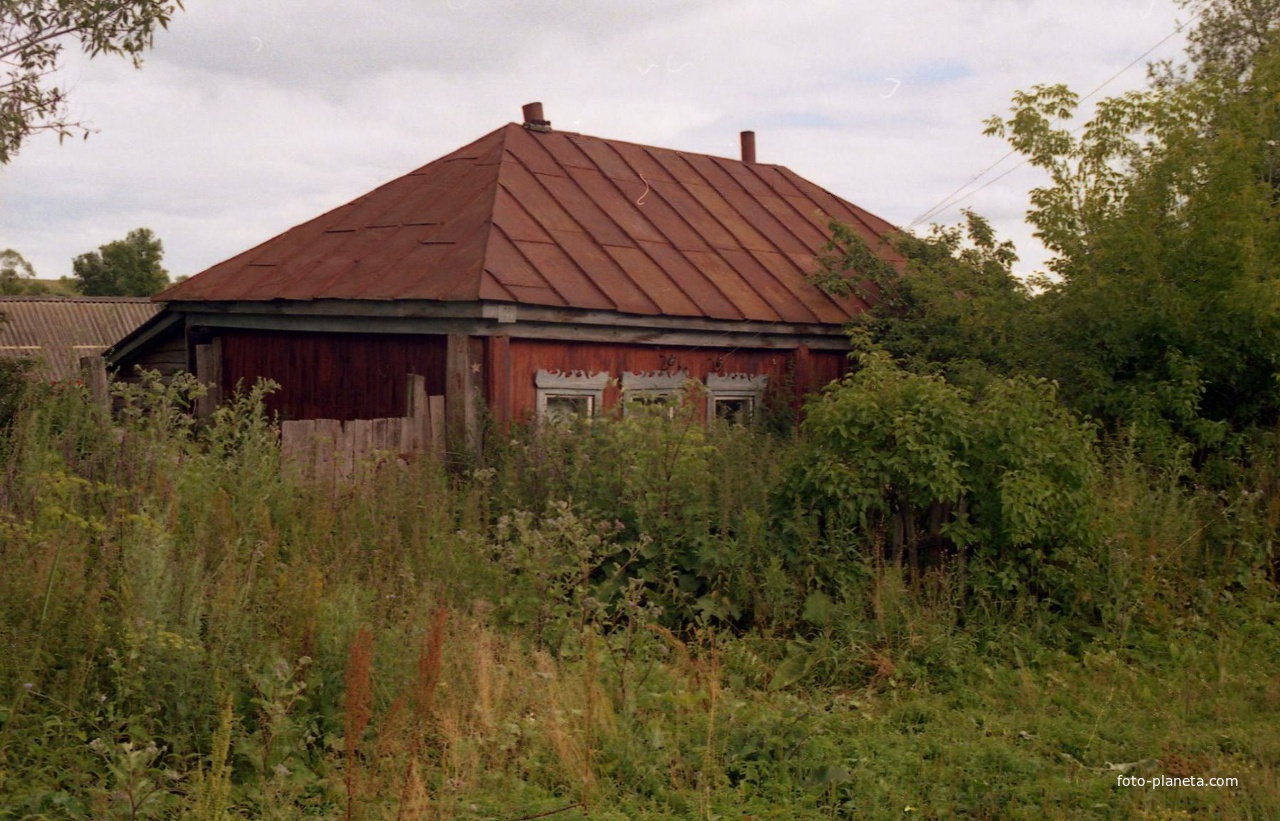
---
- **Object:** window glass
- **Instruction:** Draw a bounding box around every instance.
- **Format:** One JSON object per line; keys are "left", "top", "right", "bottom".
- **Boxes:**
{"left": 713, "top": 396, "right": 753, "bottom": 423}
{"left": 544, "top": 394, "right": 594, "bottom": 422}
{"left": 535, "top": 370, "right": 608, "bottom": 421}
{"left": 705, "top": 373, "right": 766, "bottom": 424}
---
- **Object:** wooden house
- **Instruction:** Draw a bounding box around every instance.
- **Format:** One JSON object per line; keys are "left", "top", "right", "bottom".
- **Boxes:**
{"left": 108, "top": 103, "right": 903, "bottom": 438}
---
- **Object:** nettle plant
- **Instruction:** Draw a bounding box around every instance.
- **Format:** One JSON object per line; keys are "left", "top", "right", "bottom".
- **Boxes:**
{"left": 786, "top": 350, "right": 1100, "bottom": 610}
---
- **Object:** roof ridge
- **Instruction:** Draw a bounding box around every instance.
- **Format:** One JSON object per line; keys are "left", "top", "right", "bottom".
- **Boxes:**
{"left": 524, "top": 123, "right": 793, "bottom": 171}
{"left": 0, "top": 295, "right": 154, "bottom": 303}
{"left": 450, "top": 125, "right": 511, "bottom": 302}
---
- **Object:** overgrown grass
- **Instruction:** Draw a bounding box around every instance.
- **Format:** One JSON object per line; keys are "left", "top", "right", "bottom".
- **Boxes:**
{"left": 0, "top": 375, "right": 1276, "bottom": 819}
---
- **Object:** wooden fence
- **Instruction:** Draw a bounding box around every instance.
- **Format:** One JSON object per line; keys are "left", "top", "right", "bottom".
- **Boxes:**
{"left": 280, "top": 374, "right": 444, "bottom": 485}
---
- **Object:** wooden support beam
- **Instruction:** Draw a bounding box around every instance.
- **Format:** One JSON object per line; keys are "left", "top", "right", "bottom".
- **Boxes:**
{"left": 429, "top": 395, "right": 445, "bottom": 455}
{"left": 78, "top": 355, "right": 110, "bottom": 413}
{"left": 445, "top": 334, "right": 478, "bottom": 454}
{"left": 194, "top": 337, "right": 223, "bottom": 419}
{"left": 486, "top": 335, "right": 512, "bottom": 433}
{"left": 792, "top": 344, "right": 812, "bottom": 417}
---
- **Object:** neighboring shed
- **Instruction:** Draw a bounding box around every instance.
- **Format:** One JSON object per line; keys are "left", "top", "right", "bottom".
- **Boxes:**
{"left": 109, "top": 103, "right": 903, "bottom": 436}
{"left": 1, "top": 296, "right": 160, "bottom": 380}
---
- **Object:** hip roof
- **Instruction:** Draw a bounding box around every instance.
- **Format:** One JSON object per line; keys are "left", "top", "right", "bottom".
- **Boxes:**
{"left": 159, "top": 120, "right": 902, "bottom": 326}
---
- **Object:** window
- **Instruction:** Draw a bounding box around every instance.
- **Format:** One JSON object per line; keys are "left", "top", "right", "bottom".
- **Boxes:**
{"left": 621, "top": 370, "right": 688, "bottom": 418}
{"left": 711, "top": 395, "right": 754, "bottom": 422}
{"left": 705, "top": 373, "right": 767, "bottom": 423}
{"left": 544, "top": 394, "right": 595, "bottom": 422}
{"left": 535, "top": 370, "right": 608, "bottom": 422}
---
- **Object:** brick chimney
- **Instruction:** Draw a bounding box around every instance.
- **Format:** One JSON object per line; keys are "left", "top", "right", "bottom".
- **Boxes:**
{"left": 740, "top": 130, "right": 756, "bottom": 163}
{"left": 522, "top": 102, "right": 552, "bottom": 133}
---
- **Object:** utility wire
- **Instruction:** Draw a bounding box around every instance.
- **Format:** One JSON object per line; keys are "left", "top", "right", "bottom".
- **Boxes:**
{"left": 906, "top": 14, "right": 1197, "bottom": 231}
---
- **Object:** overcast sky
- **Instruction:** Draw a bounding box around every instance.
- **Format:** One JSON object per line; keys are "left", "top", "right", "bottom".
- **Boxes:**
{"left": 0, "top": 0, "right": 1190, "bottom": 285}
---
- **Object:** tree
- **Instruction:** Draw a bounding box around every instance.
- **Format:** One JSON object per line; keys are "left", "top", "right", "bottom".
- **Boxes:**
{"left": 811, "top": 211, "right": 1033, "bottom": 387}
{"left": 1152, "top": 0, "right": 1280, "bottom": 86}
{"left": 0, "top": 247, "right": 47, "bottom": 294}
{"left": 72, "top": 228, "right": 169, "bottom": 296}
{"left": 1, "top": 0, "right": 184, "bottom": 164}
{"left": 985, "top": 23, "right": 1280, "bottom": 464}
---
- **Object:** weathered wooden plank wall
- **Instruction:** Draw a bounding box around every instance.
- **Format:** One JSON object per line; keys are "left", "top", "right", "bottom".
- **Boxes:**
{"left": 219, "top": 329, "right": 448, "bottom": 421}
{"left": 280, "top": 375, "right": 444, "bottom": 485}
{"left": 116, "top": 325, "right": 187, "bottom": 386}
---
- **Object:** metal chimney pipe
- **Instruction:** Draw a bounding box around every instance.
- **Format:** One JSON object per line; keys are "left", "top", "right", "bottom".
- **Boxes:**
{"left": 740, "top": 130, "right": 756, "bottom": 163}
{"left": 522, "top": 101, "right": 551, "bottom": 132}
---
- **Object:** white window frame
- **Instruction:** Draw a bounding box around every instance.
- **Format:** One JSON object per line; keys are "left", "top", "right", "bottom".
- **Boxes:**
{"left": 535, "top": 369, "right": 609, "bottom": 421}
{"left": 621, "top": 370, "right": 688, "bottom": 417}
{"left": 705, "top": 373, "right": 767, "bottom": 422}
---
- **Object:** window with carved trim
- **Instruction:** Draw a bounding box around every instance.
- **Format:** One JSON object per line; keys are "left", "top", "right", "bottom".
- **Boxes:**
{"left": 621, "top": 370, "right": 688, "bottom": 418}
{"left": 535, "top": 370, "right": 608, "bottom": 422}
{"left": 705, "top": 373, "right": 767, "bottom": 423}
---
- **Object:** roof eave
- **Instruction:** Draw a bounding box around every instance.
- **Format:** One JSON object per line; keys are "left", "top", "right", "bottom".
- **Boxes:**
{"left": 165, "top": 298, "right": 854, "bottom": 350}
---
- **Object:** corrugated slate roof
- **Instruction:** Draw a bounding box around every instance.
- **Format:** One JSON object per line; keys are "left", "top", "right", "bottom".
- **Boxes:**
{"left": 160, "top": 122, "right": 902, "bottom": 325}
{"left": 0, "top": 296, "right": 161, "bottom": 379}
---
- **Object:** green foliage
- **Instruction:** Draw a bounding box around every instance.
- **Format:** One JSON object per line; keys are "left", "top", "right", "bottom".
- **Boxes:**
{"left": 793, "top": 350, "right": 971, "bottom": 529}
{"left": 72, "top": 227, "right": 170, "bottom": 296}
{"left": 0, "top": 356, "right": 33, "bottom": 443}
{"left": 984, "top": 32, "right": 1280, "bottom": 463}
{"left": 484, "top": 394, "right": 792, "bottom": 626}
{"left": 0, "top": 248, "right": 48, "bottom": 294}
{"left": 814, "top": 212, "right": 1030, "bottom": 385}
{"left": 789, "top": 351, "right": 1099, "bottom": 605}
{"left": 0, "top": 0, "right": 184, "bottom": 163}
{"left": 1155, "top": 0, "right": 1280, "bottom": 86}
{"left": 0, "top": 374, "right": 1278, "bottom": 817}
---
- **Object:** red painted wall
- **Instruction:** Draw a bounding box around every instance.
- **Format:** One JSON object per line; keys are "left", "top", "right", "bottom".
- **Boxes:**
{"left": 501, "top": 338, "right": 848, "bottom": 422}
{"left": 219, "top": 329, "right": 447, "bottom": 421}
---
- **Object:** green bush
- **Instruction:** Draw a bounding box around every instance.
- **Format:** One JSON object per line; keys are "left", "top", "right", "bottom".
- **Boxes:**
{"left": 784, "top": 351, "right": 1100, "bottom": 611}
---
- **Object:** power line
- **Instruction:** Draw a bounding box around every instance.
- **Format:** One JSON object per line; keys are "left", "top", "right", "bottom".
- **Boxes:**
{"left": 906, "top": 14, "right": 1196, "bottom": 231}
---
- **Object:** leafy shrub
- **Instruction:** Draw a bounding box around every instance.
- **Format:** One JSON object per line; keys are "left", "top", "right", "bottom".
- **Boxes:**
{"left": 485, "top": 394, "right": 792, "bottom": 627}
{"left": 783, "top": 350, "right": 1100, "bottom": 610}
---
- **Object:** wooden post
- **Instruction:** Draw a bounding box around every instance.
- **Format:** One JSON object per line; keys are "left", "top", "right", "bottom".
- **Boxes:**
{"left": 792, "top": 344, "right": 811, "bottom": 418}
{"left": 372, "top": 417, "right": 391, "bottom": 453}
{"left": 78, "top": 355, "right": 110, "bottom": 413}
{"left": 445, "top": 334, "right": 478, "bottom": 454}
{"left": 194, "top": 337, "right": 223, "bottom": 418}
{"left": 349, "top": 419, "right": 373, "bottom": 478}
{"left": 428, "top": 395, "right": 445, "bottom": 455}
{"left": 337, "top": 421, "right": 356, "bottom": 484}
{"left": 486, "top": 335, "right": 512, "bottom": 433}
{"left": 281, "top": 419, "right": 312, "bottom": 481}
{"left": 405, "top": 373, "right": 429, "bottom": 452}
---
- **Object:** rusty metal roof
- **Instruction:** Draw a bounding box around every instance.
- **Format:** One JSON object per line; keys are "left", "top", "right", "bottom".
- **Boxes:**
{"left": 159, "top": 121, "right": 903, "bottom": 325}
{"left": 0, "top": 296, "right": 161, "bottom": 379}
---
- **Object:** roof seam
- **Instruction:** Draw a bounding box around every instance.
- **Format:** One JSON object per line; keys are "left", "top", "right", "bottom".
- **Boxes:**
{"left": 550, "top": 137, "right": 704, "bottom": 314}
{"left": 750, "top": 164, "right": 861, "bottom": 317}
{"left": 692, "top": 156, "right": 824, "bottom": 324}
{"left": 602, "top": 143, "right": 747, "bottom": 320}
{"left": 494, "top": 176, "right": 590, "bottom": 307}
{"left": 719, "top": 157, "right": 819, "bottom": 261}
{"left": 656, "top": 150, "right": 786, "bottom": 322}
{"left": 515, "top": 131, "right": 658, "bottom": 314}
